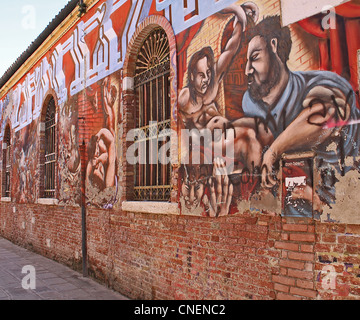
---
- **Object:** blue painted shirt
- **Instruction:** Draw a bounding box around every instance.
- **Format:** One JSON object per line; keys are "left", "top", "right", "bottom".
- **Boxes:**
{"left": 242, "top": 70, "right": 360, "bottom": 217}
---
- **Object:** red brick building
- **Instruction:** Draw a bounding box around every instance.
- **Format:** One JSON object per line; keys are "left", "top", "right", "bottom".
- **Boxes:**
{"left": 1, "top": 0, "right": 360, "bottom": 300}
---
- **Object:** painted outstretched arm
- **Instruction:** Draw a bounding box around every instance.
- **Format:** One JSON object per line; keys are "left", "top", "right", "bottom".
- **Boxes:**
{"left": 103, "top": 78, "right": 117, "bottom": 135}
{"left": 216, "top": 2, "right": 259, "bottom": 82}
{"left": 231, "top": 116, "right": 274, "bottom": 147}
{"left": 261, "top": 85, "right": 351, "bottom": 188}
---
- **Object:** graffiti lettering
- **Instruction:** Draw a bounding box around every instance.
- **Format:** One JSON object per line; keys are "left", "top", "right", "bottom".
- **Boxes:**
{"left": 228, "top": 162, "right": 260, "bottom": 186}
{"left": 156, "top": 0, "right": 237, "bottom": 35}
{"left": 1, "top": 0, "right": 154, "bottom": 137}
{"left": 308, "top": 90, "right": 352, "bottom": 127}
{"left": 254, "top": 116, "right": 271, "bottom": 137}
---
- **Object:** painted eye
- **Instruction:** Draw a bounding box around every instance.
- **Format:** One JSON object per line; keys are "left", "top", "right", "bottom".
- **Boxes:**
{"left": 251, "top": 54, "right": 259, "bottom": 61}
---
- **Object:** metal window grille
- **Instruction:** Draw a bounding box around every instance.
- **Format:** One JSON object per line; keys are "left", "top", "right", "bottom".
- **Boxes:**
{"left": 44, "top": 98, "right": 56, "bottom": 198}
{"left": 133, "top": 28, "right": 171, "bottom": 201}
{"left": 3, "top": 127, "right": 11, "bottom": 197}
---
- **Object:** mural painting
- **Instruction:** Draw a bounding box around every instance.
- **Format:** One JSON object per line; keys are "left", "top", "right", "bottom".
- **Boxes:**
{"left": 13, "top": 122, "right": 39, "bottom": 204}
{"left": 0, "top": 0, "right": 359, "bottom": 223}
{"left": 85, "top": 75, "right": 120, "bottom": 209}
{"left": 178, "top": 0, "right": 360, "bottom": 221}
{"left": 58, "top": 95, "right": 81, "bottom": 206}
{"left": 0, "top": 0, "right": 130, "bottom": 207}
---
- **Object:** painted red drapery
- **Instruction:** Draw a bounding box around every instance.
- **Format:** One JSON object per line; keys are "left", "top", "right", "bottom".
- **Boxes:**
{"left": 297, "top": 1, "right": 360, "bottom": 104}
{"left": 297, "top": 16, "right": 329, "bottom": 71}
{"left": 336, "top": 1, "right": 360, "bottom": 17}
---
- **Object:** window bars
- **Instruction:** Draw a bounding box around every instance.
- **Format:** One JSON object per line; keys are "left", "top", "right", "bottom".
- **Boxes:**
{"left": 133, "top": 28, "right": 171, "bottom": 201}
{"left": 44, "top": 98, "right": 56, "bottom": 198}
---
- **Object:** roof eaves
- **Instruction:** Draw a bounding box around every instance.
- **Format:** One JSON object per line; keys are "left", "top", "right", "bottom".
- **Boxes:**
{"left": 0, "top": 0, "right": 79, "bottom": 90}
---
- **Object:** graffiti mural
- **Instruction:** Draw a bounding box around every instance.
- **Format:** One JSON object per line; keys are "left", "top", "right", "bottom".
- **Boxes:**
{"left": 13, "top": 122, "right": 39, "bottom": 203}
{"left": 58, "top": 95, "right": 81, "bottom": 206}
{"left": 178, "top": 0, "right": 360, "bottom": 221}
{"left": 0, "top": 0, "right": 359, "bottom": 223}
{"left": 85, "top": 75, "right": 120, "bottom": 209}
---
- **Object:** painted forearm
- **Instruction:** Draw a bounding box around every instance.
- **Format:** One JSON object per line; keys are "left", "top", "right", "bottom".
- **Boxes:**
{"left": 269, "top": 104, "right": 336, "bottom": 159}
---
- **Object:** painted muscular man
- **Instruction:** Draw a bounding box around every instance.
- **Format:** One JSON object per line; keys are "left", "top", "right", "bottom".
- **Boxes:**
{"left": 242, "top": 15, "right": 360, "bottom": 216}
{"left": 179, "top": 2, "right": 259, "bottom": 131}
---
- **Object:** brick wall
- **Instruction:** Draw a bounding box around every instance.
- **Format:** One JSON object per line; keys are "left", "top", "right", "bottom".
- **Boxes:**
{"left": 273, "top": 218, "right": 317, "bottom": 299}
{"left": 0, "top": 202, "right": 82, "bottom": 271}
{"left": 315, "top": 223, "right": 360, "bottom": 299}
{"left": 1, "top": 199, "right": 360, "bottom": 300}
{"left": 80, "top": 210, "right": 360, "bottom": 300}
{"left": 85, "top": 208, "right": 281, "bottom": 300}
{"left": 0, "top": 0, "right": 359, "bottom": 302}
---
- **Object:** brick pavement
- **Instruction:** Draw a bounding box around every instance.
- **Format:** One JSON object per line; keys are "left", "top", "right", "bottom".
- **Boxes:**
{"left": 0, "top": 237, "right": 129, "bottom": 300}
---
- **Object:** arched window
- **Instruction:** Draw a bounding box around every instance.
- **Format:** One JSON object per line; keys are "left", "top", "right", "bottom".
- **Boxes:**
{"left": 133, "top": 28, "right": 171, "bottom": 201}
{"left": 44, "top": 97, "right": 56, "bottom": 198}
{"left": 2, "top": 125, "right": 11, "bottom": 198}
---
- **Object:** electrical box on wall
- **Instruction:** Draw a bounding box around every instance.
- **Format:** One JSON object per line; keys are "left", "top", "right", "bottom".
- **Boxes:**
{"left": 281, "top": 152, "right": 315, "bottom": 218}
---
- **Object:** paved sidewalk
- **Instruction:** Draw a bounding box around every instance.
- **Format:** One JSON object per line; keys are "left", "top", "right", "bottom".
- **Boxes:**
{"left": 0, "top": 237, "right": 129, "bottom": 300}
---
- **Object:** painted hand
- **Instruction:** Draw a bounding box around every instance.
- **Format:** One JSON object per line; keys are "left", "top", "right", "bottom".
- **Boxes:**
{"left": 223, "top": 2, "right": 259, "bottom": 31}
{"left": 203, "top": 158, "right": 233, "bottom": 217}
{"left": 241, "top": 2, "right": 259, "bottom": 23}
{"left": 261, "top": 147, "right": 278, "bottom": 189}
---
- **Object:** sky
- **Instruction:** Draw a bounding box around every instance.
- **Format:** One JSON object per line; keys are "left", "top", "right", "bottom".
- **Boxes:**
{"left": 0, "top": 0, "right": 70, "bottom": 77}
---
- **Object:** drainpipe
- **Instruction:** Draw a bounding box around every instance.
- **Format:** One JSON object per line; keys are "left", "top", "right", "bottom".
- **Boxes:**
{"left": 79, "top": 139, "right": 88, "bottom": 277}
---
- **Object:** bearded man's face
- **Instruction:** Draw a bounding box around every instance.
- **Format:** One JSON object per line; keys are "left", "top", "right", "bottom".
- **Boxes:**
{"left": 245, "top": 35, "right": 281, "bottom": 102}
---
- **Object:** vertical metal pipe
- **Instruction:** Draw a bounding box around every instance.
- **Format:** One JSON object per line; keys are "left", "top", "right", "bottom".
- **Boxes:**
{"left": 81, "top": 204, "right": 88, "bottom": 277}
{"left": 79, "top": 139, "right": 88, "bottom": 277}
